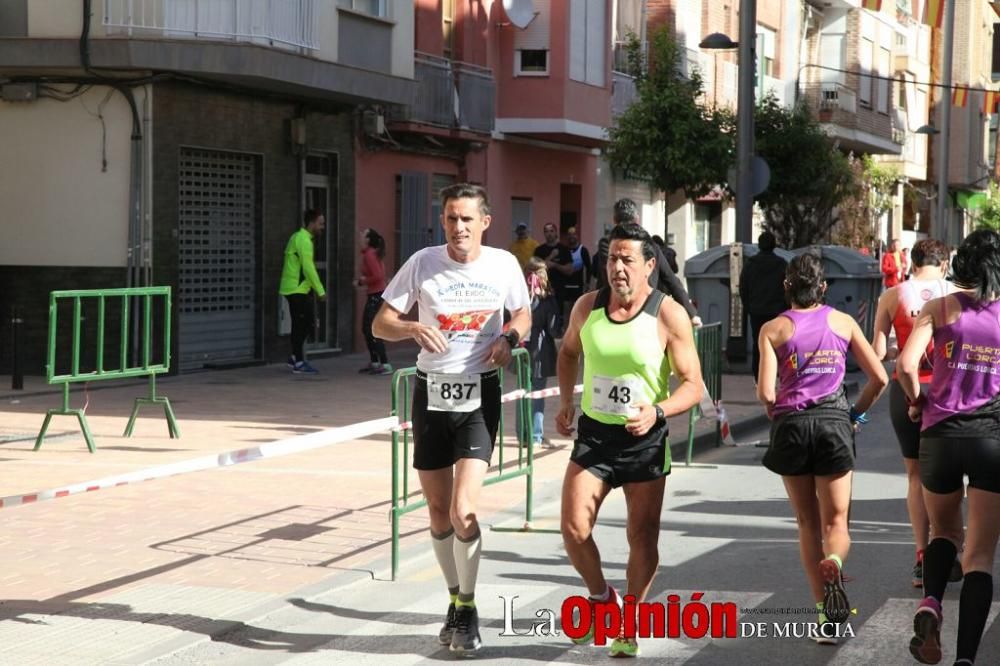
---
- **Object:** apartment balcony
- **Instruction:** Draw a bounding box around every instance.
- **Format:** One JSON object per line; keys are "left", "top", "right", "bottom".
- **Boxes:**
{"left": 387, "top": 53, "right": 494, "bottom": 134}
{"left": 800, "top": 82, "right": 903, "bottom": 155}
{"left": 103, "top": 0, "right": 318, "bottom": 51}
{"left": 0, "top": 0, "right": 413, "bottom": 107}
{"left": 611, "top": 70, "right": 636, "bottom": 119}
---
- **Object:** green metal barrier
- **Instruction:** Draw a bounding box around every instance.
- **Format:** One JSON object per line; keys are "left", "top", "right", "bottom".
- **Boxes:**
{"left": 685, "top": 322, "right": 723, "bottom": 465}
{"left": 35, "top": 287, "right": 179, "bottom": 453}
{"left": 388, "top": 347, "right": 532, "bottom": 581}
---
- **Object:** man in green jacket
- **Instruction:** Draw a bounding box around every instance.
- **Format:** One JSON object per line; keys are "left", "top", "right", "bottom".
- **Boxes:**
{"left": 280, "top": 209, "right": 326, "bottom": 374}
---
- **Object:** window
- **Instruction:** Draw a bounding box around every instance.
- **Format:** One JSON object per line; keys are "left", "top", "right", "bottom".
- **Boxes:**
{"left": 569, "top": 0, "right": 607, "bottom": 86}
{"left": 442, "top": 0, "right": 455, "bottom": 59}
{"left": 514, "top": 0, "right": 550, "bottom": 76}
{"left": 993, "top": 23, "right": 1000, "bottom": 78}
{"left": 517, "top": 50, "right": 549, "bottom": 74}
{"left": 859, "top": 38, "right": 874, "bottom": 106}
{"left": 337, "top": 0, "right": 386, "bottom": 18}
{"left": 755, "top": 25, "right": 776, "bottom": 97}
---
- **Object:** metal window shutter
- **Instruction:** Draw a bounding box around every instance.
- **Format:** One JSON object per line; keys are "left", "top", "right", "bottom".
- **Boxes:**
{"left": 399, "top": 172, "right": 429, "bottom": 262}
{"left": 177, "top": 147, "right": 258, "bottom": 371}
{"left": 514, "top": 0, "right": 550, "bottom": 51}
{"left": 585, "top": 0, "right": 606, "bottom": 86}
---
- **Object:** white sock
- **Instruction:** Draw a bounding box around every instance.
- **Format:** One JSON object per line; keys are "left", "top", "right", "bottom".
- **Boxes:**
{"left": 431, "top": 528, "right": 459, "bottom": 590}
{"left": 454, "top": 528, "right": 482, "bottom": 603}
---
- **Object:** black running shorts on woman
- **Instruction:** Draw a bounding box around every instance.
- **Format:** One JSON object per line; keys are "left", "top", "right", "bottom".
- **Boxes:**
{"left": 412, "top": 370, "right": 501, "bottom": 470}
{"left": 763, "top": 391, "right": 855, "bottom": 476}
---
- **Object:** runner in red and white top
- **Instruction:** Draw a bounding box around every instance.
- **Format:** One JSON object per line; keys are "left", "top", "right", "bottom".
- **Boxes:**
{"left": 373, "top": 183, "right": 530, "bottom": 654}
{"left": 872, "top": 238, "right": 956, "bottom": 588}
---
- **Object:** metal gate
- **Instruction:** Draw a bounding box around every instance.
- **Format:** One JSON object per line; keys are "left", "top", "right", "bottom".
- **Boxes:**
{"left": 177, "top": 147, "right": 259, "bottom": 371}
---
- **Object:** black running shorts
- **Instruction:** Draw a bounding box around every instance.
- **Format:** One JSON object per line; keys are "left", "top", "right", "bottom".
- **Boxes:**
{"left": 763, "top": 396, "right": 855, "bottom": 477}
{"left": 889, "top": 379, "right": 925, "bottom": 460}
{"left": 919, "top": 436, "right": 1000, "bottom": 494}
{"left": 411, "top": 370, "right": 501, "bottom": 471}
{"left": 570, "top": 413, "right": 671, "bottom": 488}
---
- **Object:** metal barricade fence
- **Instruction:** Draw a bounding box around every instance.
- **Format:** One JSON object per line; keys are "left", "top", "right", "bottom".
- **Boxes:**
{"left": 388, "top": 348, "right": 532, "bottom": 580}
{"left": 685, "top": 322, "right": 723, "bottom": 464}
{"left": 35, "top": 287, "right": 179, "bottom": 453}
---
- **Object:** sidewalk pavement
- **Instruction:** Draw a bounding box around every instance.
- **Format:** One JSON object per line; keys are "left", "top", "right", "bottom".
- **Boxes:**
{"left": 0, "top": 343, "right": 771, "bottom": 664}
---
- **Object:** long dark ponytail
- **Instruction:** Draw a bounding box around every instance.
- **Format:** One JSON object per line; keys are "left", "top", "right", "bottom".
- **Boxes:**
{"left": 365, "top": 228, "right": 386, "bottom": 260}
{"left": 951, "top": 229, "right": 1000, "bottom": 303}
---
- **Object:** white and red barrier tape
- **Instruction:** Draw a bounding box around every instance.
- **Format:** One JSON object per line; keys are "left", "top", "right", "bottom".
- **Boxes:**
{"left": 0, "top": 416, "right": 398, "bottom": 509}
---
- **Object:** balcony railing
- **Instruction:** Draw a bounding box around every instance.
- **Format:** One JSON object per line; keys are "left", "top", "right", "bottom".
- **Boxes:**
{"left": 612, "top": 70, "right": 636, "bottom": 118}
{"left": 102, "top": 0, "right": 318, "bottom": 50}
{"left": 393, "top": 53, "right": 494, "bottom": 133}
{"left": 801, "top": 81, "right": 904, "bottom": 149}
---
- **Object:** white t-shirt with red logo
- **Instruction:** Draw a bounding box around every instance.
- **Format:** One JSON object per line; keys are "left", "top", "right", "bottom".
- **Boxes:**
{"left": 382, "top": 245, "right": 530, "bottom": 374}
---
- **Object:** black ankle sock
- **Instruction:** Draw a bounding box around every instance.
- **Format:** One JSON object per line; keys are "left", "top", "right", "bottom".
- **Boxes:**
{"left": 956, "top": 571, "right": 993, "bottom": 663}
{"left": 923, "top": 538, "right": 958, "bottom": 602}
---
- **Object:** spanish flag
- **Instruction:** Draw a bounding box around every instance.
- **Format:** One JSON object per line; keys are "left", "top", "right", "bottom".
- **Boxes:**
{"left": 952, "top": 87, "right": 968, "bottom": 107}
{"left": 923, "top": 0, "right": 944, "bottom": 28}
{"left": 985, "top": 91, "right": 999, "bottom": 115}
{"left": 862, "top": 0, "right": 883, "bottom": 10}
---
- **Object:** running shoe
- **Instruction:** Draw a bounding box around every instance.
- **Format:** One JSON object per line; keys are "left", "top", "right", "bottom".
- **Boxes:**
{"left": 909, "top": 596, "right": 943, "bottom": 664}
{"left": 292, "top": 361, "right": 318, "bottom": 375}
{"left": 450, "top": 605, "right": 482, "bottom": 653}
{"left": 609, "top": 632, "right": 640, "bottom": 658}
{"left": 376, "top": 364, "right": 394, "bottom": 375}
{"left": 949, "top": 557, "right": 964, "bottom": 583}
{"left": 438, "top": 603, "right": 457, "bottom": 645}
{"left": 286, "top": 355, "right": 296, "bottom": 369}
{"left": 568, "top": 586, "right": 622, "bottom": 645}
{"left": 358, "top": 364, "right": 375, "bottom": 374}
{"left": 912, "top": 559, "right": 924, "bottom": 588}
{"left": 818, "top": 558, "right": 850, "bottom": 624}
{"left": 810, "top": 611, "right": 838, "bottom": 646}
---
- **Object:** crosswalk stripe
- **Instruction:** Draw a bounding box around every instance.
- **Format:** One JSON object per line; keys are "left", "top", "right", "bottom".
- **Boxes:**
{"left": 829, "top": 598, "right": 1000, "bottom": 665}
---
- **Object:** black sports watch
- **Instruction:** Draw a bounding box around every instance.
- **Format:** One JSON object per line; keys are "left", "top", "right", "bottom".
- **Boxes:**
{"left": 653, "top": 404, "right": 666, "bottom": 423}
{"left": 502, "top": 330, "right": 520, "bottom": 348}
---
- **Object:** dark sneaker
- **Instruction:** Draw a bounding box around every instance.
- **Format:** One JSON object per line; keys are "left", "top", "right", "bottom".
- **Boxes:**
{"left": 292, "top": 361, "right": 318, "bottom": 375}
{"left": 909, "top": 596, "right": 943, "bottom": 664}
{"left": 437, "top": 603, "right": 458, "bottom": 645}
{"left": 358, "top": 365, "right": 375, "bottom": 374}
{"left": 912, "top": 559, "right": 924, "bottom": 588}
{"left": 819, "top": 558, "right": 850, "bottom": 624}
{"left": 949, "top": 557, "right": 964, "bottom": 583}
{"left": 450, "top": 605, "right": 482, "bottom": 653}
{"left": 286, "top": 355, "right": 296, "bottom": 369}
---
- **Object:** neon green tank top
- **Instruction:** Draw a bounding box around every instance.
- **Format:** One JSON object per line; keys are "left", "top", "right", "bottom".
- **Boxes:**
{"left": 581, "top": 289, "right": 672, "bottom": 425}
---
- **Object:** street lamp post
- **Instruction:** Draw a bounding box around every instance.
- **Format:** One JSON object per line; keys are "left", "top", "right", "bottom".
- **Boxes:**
{"left": 700, "top": 0, "right": 756, "bottom": 244}
{"left": 935, "top": 0, "right": 957, "bottom": 243}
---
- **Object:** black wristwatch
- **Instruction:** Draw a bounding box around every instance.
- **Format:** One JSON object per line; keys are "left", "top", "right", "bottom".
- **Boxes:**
{"left": 653, "top": 404, "right": 666, "bottom": 423}
{"left": 502, "top": 330, "right": 520, "bottom": 348}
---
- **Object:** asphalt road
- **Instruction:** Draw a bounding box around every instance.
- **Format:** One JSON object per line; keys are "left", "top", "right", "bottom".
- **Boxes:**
{"left": 151, "top": 384, "right": 1000, "bottom": 665}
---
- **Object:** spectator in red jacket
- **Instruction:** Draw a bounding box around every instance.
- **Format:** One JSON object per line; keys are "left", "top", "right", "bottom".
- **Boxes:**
{"left": 882, "top": 239, "right": 905, "bottom": 289}
{"left": 357, "top": 229, "right": 392, "bottom": 375}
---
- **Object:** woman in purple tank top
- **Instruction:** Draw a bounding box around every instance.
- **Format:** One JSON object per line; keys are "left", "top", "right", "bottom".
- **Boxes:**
{"left": 757, "top": 252, "right": 888, "bottom": 641}
{"left": 898, "top": 230, "right": 1000, "bottom": 665}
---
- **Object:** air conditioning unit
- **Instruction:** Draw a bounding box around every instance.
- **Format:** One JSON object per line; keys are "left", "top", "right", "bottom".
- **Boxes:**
{"left": 362, "top": 109, "right": 385, "bottom": 136}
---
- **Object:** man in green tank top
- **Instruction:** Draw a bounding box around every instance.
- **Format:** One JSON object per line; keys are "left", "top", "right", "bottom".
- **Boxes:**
{"left": 556, "top": 223, "right": 704, "bottom": 657}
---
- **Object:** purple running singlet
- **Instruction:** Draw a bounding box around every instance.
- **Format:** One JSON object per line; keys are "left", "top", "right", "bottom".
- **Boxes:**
{"left": 921, "top": 292, "right": 1000, "bottom": 431}
{"left": 773, "top": 306, "right": 849, "bottom": 416}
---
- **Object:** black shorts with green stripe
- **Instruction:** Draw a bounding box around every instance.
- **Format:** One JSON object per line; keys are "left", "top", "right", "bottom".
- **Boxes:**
{"left": 570, "top": 413, "right": 671, "bottom": 488}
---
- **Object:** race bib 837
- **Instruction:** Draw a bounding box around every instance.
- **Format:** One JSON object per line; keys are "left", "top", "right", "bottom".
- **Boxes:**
{"left": 427, "top": 372, "right": 482, "bottom": 412}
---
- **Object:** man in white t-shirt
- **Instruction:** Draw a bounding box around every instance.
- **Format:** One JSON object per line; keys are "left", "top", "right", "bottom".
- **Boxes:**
{"left": 374, "top": 183, "right": 531, "bottom": 654}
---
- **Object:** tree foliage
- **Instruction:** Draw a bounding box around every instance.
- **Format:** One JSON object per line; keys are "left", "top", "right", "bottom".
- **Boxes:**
{"left": 831, "top": 155, "right": 900, "bottom": 251}
{"left": 606, "top": 28, "right": 731, "bottom": 199}
{"left": 972, "top": 182, "right": 1000, "bottom": 231}
{"left": 753, "top": 96, "right": 859, "bottom": 248}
